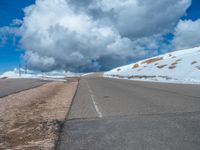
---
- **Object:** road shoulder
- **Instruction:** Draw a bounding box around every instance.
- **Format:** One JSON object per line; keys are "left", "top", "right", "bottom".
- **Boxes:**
{"left": 0, "top": 79, "right": 78, "bottom": 149}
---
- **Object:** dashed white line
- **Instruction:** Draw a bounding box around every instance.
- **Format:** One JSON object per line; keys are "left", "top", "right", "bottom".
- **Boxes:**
{"left": 86, "top": 81, "right": 103, "bottom": 118}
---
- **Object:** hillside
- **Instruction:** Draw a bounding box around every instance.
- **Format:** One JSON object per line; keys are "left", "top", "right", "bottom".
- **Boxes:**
{"left": 105, "top": 46, "right": 200, "bottom": 84}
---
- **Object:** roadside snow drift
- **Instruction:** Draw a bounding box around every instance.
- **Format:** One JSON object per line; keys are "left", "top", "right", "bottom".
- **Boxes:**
{"left": 105, "top": 46, "right": 200, "bottom": 84}
{"left": 0, "top": 69, "right": 81, "bottom": 81}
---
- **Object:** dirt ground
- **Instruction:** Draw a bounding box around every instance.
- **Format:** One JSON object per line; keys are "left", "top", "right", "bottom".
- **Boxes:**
{"left": 0, "top": 78, "right": 78, "bottom": 150}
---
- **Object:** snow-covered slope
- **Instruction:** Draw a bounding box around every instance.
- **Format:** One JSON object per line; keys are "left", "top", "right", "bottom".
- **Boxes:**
{"left": 105, "top": 46, "right": 200, "bottom": 84}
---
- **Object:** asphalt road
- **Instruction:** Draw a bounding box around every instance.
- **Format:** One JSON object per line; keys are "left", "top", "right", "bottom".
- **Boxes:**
{"left": 0, "top": 79, "right": 48, "bottom": 98}
{"left": 57, "top": 76, "right": 200, "bottom": 150}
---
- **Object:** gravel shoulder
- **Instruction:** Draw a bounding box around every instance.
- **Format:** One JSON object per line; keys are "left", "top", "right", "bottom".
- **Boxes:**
{"left": 0, "top": 78, "right": 78, "bottom": 150}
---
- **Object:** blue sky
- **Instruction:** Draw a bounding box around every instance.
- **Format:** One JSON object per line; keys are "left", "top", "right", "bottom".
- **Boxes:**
{"left": 0, "top": 0, "right": 200, "bottom": 73}
{"left": 183, "top": 0, "right": 200, "bottom": 20}
{"left": 0, "top": 0, "right": 35, "bottom": 73}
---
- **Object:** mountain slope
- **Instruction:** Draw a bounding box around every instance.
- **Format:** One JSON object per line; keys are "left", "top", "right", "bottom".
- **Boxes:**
{"left": 105, "top": 46, "right": 200, "bottom": 84}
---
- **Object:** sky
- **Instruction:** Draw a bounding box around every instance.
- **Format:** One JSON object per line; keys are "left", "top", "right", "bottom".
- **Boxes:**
{"left": 0, "top": 0, "right": 35, "bottom": 73}
{"left": 0, "top": 0, "right": 200, "bottom": 73}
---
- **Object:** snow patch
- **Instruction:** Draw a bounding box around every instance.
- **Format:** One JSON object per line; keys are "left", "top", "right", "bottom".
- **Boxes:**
{"left": 105, "top": 46, "right": 200, "bottom": 84}
{"left": 0, "top": 68, "right": 81, "bottom": 81}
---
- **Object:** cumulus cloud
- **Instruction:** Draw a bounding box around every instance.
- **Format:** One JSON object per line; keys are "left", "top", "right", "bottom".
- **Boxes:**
{"left": 172, "top": 19, "right": 200, "bottom": 50}
{"left": 3, "top": 0, "right": 192, "bottom": 72}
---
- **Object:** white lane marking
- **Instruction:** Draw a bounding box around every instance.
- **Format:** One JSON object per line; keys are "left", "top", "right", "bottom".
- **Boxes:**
{"left": 86, "top": 81, "right": 103, "bottom": 118}
{"left": 90, "top": 94, "right": 103, "bottom": 118}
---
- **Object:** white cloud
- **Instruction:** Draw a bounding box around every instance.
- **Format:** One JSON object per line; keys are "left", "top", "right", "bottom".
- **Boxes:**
{"left": 172, "top": 19, "right": 200, "bottom": 49}
{"left": 0, "top": 34, "right": 6, "bottom": 47}
{"left": 10, "top": 19, "right": 23, "bottom": 26}
{"left": 19, "top": 0, "right": 124, "bottom": 71}
{"left": 0, "top": 26, "right": 20, "bottom": 47}
{"left": 1, "top": 0, "right": 192, "bottom": 72}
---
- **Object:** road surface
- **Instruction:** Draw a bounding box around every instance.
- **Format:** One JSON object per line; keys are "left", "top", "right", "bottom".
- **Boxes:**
{"left": 0, "top": 79, "right": 48, "bottom": 98}
{"left": 57, "top": 76, "right": 200, "bottom": 150}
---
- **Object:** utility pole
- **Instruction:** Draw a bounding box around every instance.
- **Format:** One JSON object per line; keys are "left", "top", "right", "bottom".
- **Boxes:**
{"left": 25, "top": 63, "right": 28, "bottom": 74}
{"left": 19, "top": 63, "right": 21, "bottom": 77}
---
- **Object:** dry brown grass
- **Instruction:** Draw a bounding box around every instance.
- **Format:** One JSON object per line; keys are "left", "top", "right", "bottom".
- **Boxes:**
{"left": 128, "top": 75, "right": 156, "bottom": 79}
{"left": 171, "top": 62, "right": 178, "bottom": 66}
{"left": 175, "top": 59, "right": 182, "bottom": 62}
{"left": 158, "top": 76, "right": 172, "bottom": 80}
{"left": 168, "top": 59, "right": 181, "bottom": 69}
{"left": 157, "top": 64, "right": 167, "bottom": 69}
{"left": 192, "top": 61, "right": 198, "bottom": 64}
{"left": 132, "top": 64, "right": 139, "bottom": 69}
{"left": 196, "top": 66, "right": 200, "bottom": 70}
{"left": 141, "top": 57, "right": 163, "bottom": 65}
{"left": 169, "top": 65, "right": 176, "bottom": 69}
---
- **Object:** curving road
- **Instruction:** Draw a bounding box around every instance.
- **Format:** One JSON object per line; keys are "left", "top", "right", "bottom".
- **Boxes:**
{"left": 57, "top": 76, "right": 200, "bottom": 150}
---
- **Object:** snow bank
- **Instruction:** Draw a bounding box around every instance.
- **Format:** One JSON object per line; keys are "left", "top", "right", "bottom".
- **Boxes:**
{"left": 0, "top": 68, "right": 81, "bottom": 81}
{"left": 105, "top": 46, "right": 200, "bottom": 84}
